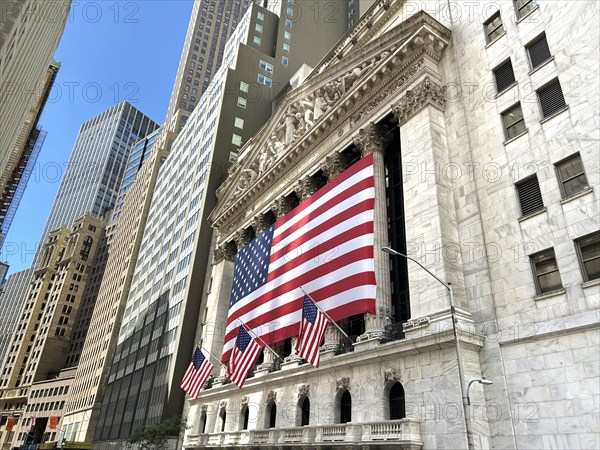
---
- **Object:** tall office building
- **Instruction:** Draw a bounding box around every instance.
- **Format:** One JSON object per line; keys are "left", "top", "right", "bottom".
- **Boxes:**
{"left": 182, "top": 1, "right": 600, "bottom": 449}
{"left": 0, "top": 1, "right": 70, "bottom": 202}
{"left": 0, "top": 269, "right": 33, "bottom": 364}
{"left": 94, "top": 2, "right": 354, "bottom": 447}
{"left": 0, "top": 214, "right": 105, "bottom": 449}
{"left": 34, "top": 102, "right": 159, "bottom": 257}
{"left": 0, "top": 61, "right": 60, "bottom": 243}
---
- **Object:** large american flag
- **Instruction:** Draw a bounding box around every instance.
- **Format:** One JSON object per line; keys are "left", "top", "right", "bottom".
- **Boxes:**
{"left": 296, "top": 295, "right": 330, "bottom": 368}
{"left": 222, "top": 153, "right": 376, "bottom": 363}
{"left": 180, "top": 347, "right": 214, "bottom": 399}
{"left": 227, "top": 326, "right": 263, "bottom": 388}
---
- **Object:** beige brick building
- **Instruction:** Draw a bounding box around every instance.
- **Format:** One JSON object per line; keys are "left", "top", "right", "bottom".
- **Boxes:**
{"left": 0, "top": 214, "right": 105, "bottom": 449}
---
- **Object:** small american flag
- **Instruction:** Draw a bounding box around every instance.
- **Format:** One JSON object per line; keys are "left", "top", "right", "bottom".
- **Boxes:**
{"left": 181, "top": 347, "right": 214, "bottom": 399}
{"left": 227, "top": 326, "right": 263, "bottom": 388}
{"left": 222, "top": 153, "right": 376, "bottom": 362}
{"left": 296, "top": 295, "right": 329, "bottom": 367}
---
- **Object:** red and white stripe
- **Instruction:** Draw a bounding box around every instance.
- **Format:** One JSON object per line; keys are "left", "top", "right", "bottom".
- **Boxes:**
{"left": 296, "top": 307, "right": 329, "bottom": 368}
{"left": 227, "top": 337, "right": 263, "bottom": 388}
{"left": 222, "top": 154, "right": 376, "bottom": 362}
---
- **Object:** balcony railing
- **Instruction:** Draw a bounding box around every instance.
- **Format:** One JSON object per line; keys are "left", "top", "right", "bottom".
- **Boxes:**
{"left": 184, "top": 418, "right": 422, "bottom": 448}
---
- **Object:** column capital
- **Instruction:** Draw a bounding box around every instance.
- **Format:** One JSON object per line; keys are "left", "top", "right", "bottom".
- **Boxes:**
{"left": 272, "top": 196, "right": 298, "bottom": 218}
{"left": 233, "top": 228, "right": 254, "bottom": 250}
{"left": 295, "top": 176, "right": 322, "bottom": 202}
{"left": 213, "top": 241, "right": 236, "bottom": 264}
{"left": 353, "top": 122, "right": 392, "bottom": 157}
{"left": 252, "top": 214, "right": 272, "bottom": 234}
{"left": 322, "top": 152, "right": 353, "bottom": 181}
{"left": 391, "top": 76, "right": 447, "bottom": 124}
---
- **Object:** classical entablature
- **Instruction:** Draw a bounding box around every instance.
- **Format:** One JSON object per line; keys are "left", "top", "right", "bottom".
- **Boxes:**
{"left": 209, "top": 10, "right": 451, "bottom": 244}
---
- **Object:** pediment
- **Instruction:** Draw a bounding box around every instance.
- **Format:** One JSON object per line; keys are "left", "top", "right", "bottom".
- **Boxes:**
{"left": 209, "top": 11, "right": 451, "bottom": 232}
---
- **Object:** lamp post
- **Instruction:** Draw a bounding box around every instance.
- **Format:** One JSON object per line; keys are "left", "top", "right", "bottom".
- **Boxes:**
{"left": 467, "top": 378, "right": 493, "bottom": 406}
{"left": 382, "top": 246, "right": 474, "bottom": 450}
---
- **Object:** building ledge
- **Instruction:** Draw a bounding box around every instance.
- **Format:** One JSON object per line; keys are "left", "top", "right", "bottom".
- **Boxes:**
{"left": 518, "top": 207, "right": 546, "bottom": 222}
{"left": 528, "top": 56, "right": 555, "bottom": 76}
{"left": 534, "top": 288, "right": 566, "bottom": 301}
{"left": 582, "top": 278, "right": 600, "bottom": 289}
{"left": 560, "top": 186, "right": 593, "bottom": 204}
{"left": 516, "top": 5, "right": 540, "bottom": 24}
{"left": 504, "top": 130, "right": 528, "bottom": 146}
{"left": 485, "top": 32, "right": 506, "bottom": 49}
{"left": 184, "top": 419, "right": 423, "bottom": 449}
{"left": 540, "top": 106, "right": 569, "bottom": 124}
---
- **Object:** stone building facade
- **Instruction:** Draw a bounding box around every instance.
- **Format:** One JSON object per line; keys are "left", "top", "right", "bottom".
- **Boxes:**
{"left": 183, "top": 1, "right": 599, "bottom": 449}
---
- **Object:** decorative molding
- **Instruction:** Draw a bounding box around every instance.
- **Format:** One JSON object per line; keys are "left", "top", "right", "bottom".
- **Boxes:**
{"left": 391, "top": 76, "right": 447, "bottom": 124}
{"left": 295, "top": 176, "right": 322, "bottom": 202}
{"left": 298, "top": 384, "right": 310, "bottom": 398}
{"left": 241, "top": 396, "right": 249, "bottom": 405}
{"left": 220, "top": 400, "right": 227, "bottom": 410}
{"left": 403, "top": 316, "right": 431, "bottom": 330}
{"left": 212, "top": 242, "right": 236, "bottom": 264}
{"left": 201, "top": 404, "right": 208, "bottom": 413}
{"left": 353, "top": 122, "right": 393, "bottom": 157}
{"left": 266, "top": 390, "right": 277, "bottom": 404}
{"left": 336, "top": 377, "right": 350, "bottom": 391}
{"left": 233, "top": 228, "right": 254, "bottom": 250}
{"left": 252, "top": 214, "right": 272, "bottom": 234}
{"left": 384, "top": 368, "right": 402, "bottom": 383}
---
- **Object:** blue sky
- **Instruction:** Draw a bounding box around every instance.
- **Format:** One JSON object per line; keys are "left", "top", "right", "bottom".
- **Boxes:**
{"left": 2, "top": 1, "right": 193, "bottom": 276}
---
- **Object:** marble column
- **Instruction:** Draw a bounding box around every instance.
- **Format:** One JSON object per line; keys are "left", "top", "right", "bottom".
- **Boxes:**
{"left": 320, "top": 153, "right": 354, "bottom": 356}
{"left": 353, "top": 122, "right": 392, "bottom": 345}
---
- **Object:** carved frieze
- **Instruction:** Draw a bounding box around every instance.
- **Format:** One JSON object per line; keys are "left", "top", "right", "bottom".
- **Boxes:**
{"left": 391, "top": 76, "right": 447, "bottom": 124}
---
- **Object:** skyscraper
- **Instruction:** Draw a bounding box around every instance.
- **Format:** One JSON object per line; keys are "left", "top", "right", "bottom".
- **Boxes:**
{"left": 0, "top": 1, "right": 70, "bottom": 205}
{"left": 34, "top": 102, "right": 159, "bottom": 256}
{"left": 94, "top": 2, "right": 353, "bottom": 446}
{"left": 0, "top": 268, "right": 33, "bottom": 364}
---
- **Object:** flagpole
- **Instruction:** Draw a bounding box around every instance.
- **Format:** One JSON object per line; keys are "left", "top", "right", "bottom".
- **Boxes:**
{"left": 299, "top": 287, "right": 349, "bottom": 338}
{"left": 238, "top": 320, "right": 281, "bottom": 359}
{"left": 201, "top": 346, "right": 228, "bottom": 370}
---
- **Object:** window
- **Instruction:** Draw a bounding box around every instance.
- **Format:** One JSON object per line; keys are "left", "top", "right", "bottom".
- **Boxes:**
{"left": 266, "top": 402, "right": 276, "bottom": 428}
{"left": 526, "top": 33, "right": 551, "bottom": 69}
{"left": 282, "top": 56, "right": 288, "bottom": 66}
{"left": 516, "top": 175, "right": 544, "bottom": 217}
{"left": 287, "top": 7, "right": 294, "bottom": 16}
{"left": 284, "top": 31, "right": 291, "bottom": 40}
{"left": 237, "top": 97, "right": 247, "bottom": 108}
{"left": 285, "top": 19, "right": 292, "bottom": 28}
{"left": 257, "top": 11, "right": 264, "bottom": 20}
{"left": 493, "top": 60, "right": 516, "bottom": 93}
{"left": 239, "top": 81, "right": 249, "bottom": 93}
{"left": 80, "top": 236, "right": 93, "bottom": 261}
{"left": 219, "top": 409, "right": 226, "bottom": 432}
{"left": 240, "top": 405, "right": 249, "bottom": 430}
{"left": 257, "top": 74, "right": 272, "bottom": 87}
{"left": 259, "top": 60, "right": 274, "bottom": 73}
{"left": 514, "top": 0, "right": 537, "bottom": 19}
{"left": 389, "top": 382, "right": 406, "bottom": 420}
{"left": 531, "top": 249, "right": 563, "bottom": 294}
{"left": 232, "top": 134, "right": 242, "bottom": 146}
{"left": 255, "top": 23, "right": 263, "bottom": 33}
{"left": 537, "top": 79, "right": 566, "bottom": 119}
{"left": 283, "top": 43, "right": 289, "bottom": 52}
{"left": 253, "top": 35, "right": 261, "bottom": 45}
{"left": 555, "top": 153, "right": 589, "bottom": 198}
{"left": 576, "top": 233, "right": 600, "bottom": 281}
{"left": 300, "top": 397, "right": 310, "bottom": 426}
{"left": 234, "top": 117, "right": 244, "bottom": 129}
{"left": 501, "top": 103, "right": 526, "bottom": 140}
{"left": 484, "top": 11, "right": 503, "bottom": 43}
{"left": 339, "top": 390, "right": 351, "bottom": 424}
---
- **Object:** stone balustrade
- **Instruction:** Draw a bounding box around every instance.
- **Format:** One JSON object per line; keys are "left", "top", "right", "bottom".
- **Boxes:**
{"left": 184, "top": 418, "right": 422, "bottom": 449}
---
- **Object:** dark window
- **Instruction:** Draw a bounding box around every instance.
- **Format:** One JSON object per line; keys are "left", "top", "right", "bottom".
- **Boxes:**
{"left": 301, "top": 397, "right": 310, "bottom": 426}
{"left": 527, "top": 34, "right": 551, "bottom": 69}
{"left": 389, "top": 382, "right": 406, "bottom": 420}
{"left": 220, "top": 410, "right": 226, "bottom": 432}
{"left": 515, "top": 0, "right": 537, "bottom": 19}
{"left": 268, "top": 402, "right": 276, "bottom": 428}
{"left": 538, "top": 79, "right": 566, "bottom": 119}
{"left": 531, "top": 249, "right": 563, "bottom": 294}
{"left": 242, "top": 406, "right": 249, "bottom": 430}
{"left": 555, "top": 153, "right": 588, "bottom": 198}
{"left": 484, "top": 12, "right": 503, "bottom": 43}
{"left": 576, "top": 233, "right": 600, "bottom": 282}
{"left": 340, "top": 390, "right": 351, "bottom": 424}
{"left": 493, "top": 60, "right": 516, "bottom": 93}
{"left": 516, "top": 175, "right": 544, "bottom": 217}
{"left": 502, "top": 104, "right": 526, "bottom": 140}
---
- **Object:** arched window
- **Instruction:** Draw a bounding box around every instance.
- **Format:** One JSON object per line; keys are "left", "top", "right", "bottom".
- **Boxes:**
{"left": 219, "top": 409, "right": 226, "bottom": 432}
{"left": 199, "top": 411, "right": 207, "bottom": 434}
{"left": 265, "top": 401, "right": 277, "bottom": 428}
{"left": 240, "top": 405, "right": 249, "bottom": 430}
{"left": 389, "top": 382, "right": 406, "bottom": 420}
{"left": 340, "top": 390, "right": 351, "bottom": 424}
{"left": 301, "top": 397, "right": 310, "bottom": 426}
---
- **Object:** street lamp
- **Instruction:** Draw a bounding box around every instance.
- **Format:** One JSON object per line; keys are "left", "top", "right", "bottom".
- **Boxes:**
{"left": 467, "top": 378, "right": 493, "bottom": 405}
{"left": 382, "top": 246, "right": 474, "bottom": 450}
